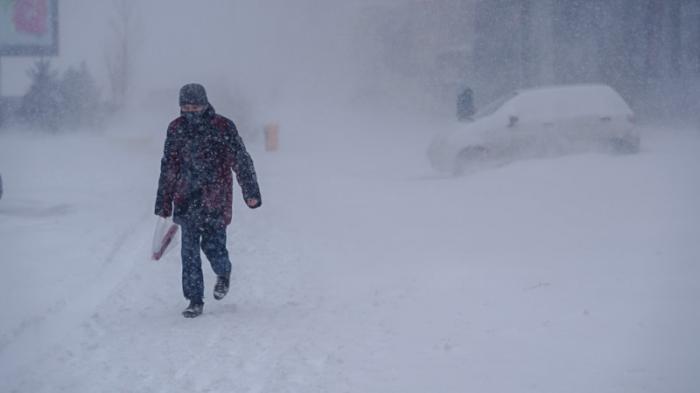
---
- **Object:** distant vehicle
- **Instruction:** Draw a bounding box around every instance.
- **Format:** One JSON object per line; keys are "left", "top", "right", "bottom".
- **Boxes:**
{"left": 428, "top": 84, "right": 640, "bottom": 174}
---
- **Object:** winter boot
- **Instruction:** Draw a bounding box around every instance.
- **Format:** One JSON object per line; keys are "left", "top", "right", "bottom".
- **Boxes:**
{"left": 182, "top": 300, "right": 204, "bottom": 318}
{"left": 213, "top": 275, "right": 230, "bottom": 300}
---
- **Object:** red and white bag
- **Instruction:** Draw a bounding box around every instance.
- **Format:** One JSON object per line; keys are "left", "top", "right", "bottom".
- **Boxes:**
{"left": 151, "top": 217, "right": 179, "bottom": 260}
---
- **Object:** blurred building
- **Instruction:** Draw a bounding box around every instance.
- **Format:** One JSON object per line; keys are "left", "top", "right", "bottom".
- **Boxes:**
{"left": 355, "top": 0, "right": 476, "bottom": 113}
{"left": 357, "top": 0, "right": 700, "bottom": 122}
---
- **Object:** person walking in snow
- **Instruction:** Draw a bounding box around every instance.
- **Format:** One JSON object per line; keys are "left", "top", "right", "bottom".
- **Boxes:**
{"left": 457, "top": 86, "right": 475, "bottom": 122}
{"left": 155, "top": 83, "right": 261, "bottom": 318}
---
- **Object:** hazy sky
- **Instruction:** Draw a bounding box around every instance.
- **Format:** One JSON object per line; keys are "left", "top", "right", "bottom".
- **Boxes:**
{"left": 2, "top": 0, "right": 368, "bottom": 112}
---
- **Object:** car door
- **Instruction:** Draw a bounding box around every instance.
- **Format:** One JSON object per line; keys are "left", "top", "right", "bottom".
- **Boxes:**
{"left": 554, "top": 86, "right": 634, "bottom": 152}
{"left": 491, "top": 94, "right": 550, "bottom": 160}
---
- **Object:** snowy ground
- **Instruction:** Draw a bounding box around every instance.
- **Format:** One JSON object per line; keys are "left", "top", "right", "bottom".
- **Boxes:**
{"left": 1, "top": 114, "right": 699, "bottom": 393}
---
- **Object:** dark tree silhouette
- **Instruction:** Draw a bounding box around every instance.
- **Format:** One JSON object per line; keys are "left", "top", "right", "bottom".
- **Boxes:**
{"left": 18, "top": 59, "right": 62, "bottom": 130}
{"left": 60, "top": 63, "right": 102, "bottom": 128}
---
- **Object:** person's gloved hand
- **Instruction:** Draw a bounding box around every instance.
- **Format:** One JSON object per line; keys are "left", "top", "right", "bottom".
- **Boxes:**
{"left": 155, "top": 205, "right": 172, "bottom": 218}
{"left": 246, "top": 198, "right": 261, "bottom": 209}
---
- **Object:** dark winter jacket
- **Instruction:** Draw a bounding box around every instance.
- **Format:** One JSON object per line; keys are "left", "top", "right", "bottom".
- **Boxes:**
{"left": 155, "top": 105, "right": 260, "bottom": 227}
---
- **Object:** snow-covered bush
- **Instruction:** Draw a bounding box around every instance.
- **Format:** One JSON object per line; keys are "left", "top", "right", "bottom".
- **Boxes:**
{"left": 16, "top": 60, "right": 103, "bottom": 131}
{"left": 17, "top": 60, "right": 63, "bottom": 131}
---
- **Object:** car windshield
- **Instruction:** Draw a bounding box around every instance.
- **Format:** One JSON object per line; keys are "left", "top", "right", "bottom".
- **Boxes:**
{"left": 473, "top": 92, "right": 517, "bottom": 120}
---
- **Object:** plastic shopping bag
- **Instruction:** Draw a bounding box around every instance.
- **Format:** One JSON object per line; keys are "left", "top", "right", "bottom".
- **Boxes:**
{"left": 151, "top": 216, "right": 179, "bottom": 260}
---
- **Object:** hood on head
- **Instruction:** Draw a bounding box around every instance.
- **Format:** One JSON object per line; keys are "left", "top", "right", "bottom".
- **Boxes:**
{"left": 179, "top": 83, "right": 209, "bottom": 107}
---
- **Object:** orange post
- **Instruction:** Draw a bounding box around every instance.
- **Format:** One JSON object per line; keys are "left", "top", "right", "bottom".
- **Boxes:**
{"left": 264, "top": 123, "right": 279, "bottom": 152}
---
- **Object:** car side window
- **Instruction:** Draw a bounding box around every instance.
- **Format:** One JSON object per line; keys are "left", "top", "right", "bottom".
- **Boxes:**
{"left": 474, "top": 92, "right": 517, "bottom": 120}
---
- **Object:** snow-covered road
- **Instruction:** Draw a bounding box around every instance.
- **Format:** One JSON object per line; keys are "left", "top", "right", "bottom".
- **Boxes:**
{"left": 1, "top": 117, "right": 699, "bottom": 392}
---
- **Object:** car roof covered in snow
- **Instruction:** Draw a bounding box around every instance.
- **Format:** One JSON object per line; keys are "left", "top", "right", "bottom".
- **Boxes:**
{"left": 495, "top": 84, "right": 634, "bottom": 120}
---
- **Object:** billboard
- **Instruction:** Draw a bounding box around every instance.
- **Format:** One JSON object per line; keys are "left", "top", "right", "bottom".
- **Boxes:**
{"left": 0, "top": 0, "right": 58, "bottom": 56}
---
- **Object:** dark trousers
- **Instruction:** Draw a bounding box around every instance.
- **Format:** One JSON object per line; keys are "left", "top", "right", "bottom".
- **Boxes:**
{"left": 180, "top": 223, "right": 232, "bottom": 302}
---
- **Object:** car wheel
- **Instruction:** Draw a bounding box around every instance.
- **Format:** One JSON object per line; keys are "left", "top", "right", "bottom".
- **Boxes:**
{"left": 610, "top": 135, "right": 640, "bottom": 154}
{"left": 453, "top": 146, "right": 488, "bottom": 175}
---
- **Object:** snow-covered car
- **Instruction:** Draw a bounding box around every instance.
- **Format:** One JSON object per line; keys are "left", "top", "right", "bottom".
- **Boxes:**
{"left": 428, "top": 84, "right": 640, "bottom": 174}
